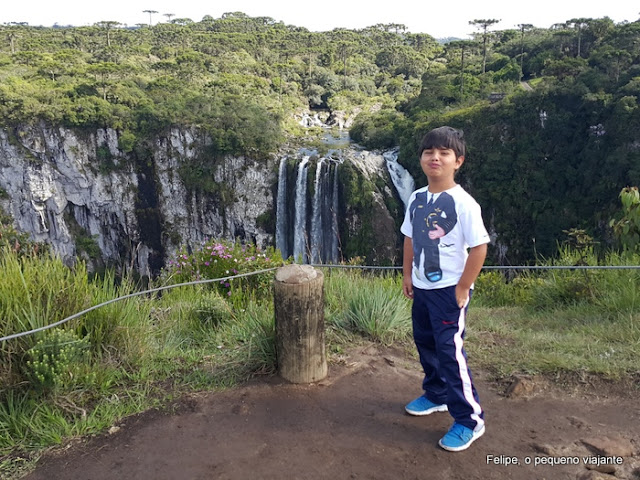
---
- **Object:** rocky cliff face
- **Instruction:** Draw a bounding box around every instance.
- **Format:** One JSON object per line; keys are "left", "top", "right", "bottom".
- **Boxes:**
{"left": 152, "top": 129, "right": 275, "bottom": 273}
{"left": 0, "top": 122, "right": 402, "bottom": 273}
{"left": 0, "top": 124, "right": 140, "bottom": 268}
{"left": 343, "top": 150, "right": 402, "bottom": 264}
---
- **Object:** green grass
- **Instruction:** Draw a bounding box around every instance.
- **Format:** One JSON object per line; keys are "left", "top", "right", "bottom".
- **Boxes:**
{"left": 467, "top": 306, "right": 640, "bottom": 379}
{"left": 469, "top": 250, "right": 640, "bottom": 380}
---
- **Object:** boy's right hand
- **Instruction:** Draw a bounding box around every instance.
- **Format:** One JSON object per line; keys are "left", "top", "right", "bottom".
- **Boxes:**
{"left": 402, "top": 276, "right": 414, "bottom": 299}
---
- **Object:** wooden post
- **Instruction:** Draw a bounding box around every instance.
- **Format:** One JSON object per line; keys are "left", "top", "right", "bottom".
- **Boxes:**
{"left": 274, "top": 264, "right": 327, "bottom": 383}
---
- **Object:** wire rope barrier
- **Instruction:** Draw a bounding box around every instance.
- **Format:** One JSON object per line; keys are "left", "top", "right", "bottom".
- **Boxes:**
{"left": 1, "top": 262, "right": 638, "bottom": 343}
{"left": 310, "top": 264, "right": 640, "bottom": 270}
{"left": 0, "top": 267, "right": 278, "bottom": 343}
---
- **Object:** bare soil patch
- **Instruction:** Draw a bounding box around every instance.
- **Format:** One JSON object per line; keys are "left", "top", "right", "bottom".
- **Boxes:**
{"left": 23, "top": 345, "right": 640, "bottom": 480}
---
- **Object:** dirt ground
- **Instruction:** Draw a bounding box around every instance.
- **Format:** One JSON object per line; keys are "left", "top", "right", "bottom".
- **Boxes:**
{"left": 23, "top": 345, "right": 640, "bottom": 480}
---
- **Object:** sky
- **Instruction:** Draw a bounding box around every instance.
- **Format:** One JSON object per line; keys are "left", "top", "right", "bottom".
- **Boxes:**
{"left": 2, "top": 0, "right": 639, "bottom": 39}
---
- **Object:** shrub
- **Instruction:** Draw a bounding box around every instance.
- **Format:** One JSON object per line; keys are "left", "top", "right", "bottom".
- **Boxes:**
{"left": 117, "top": 130, "right": 137, "bottom": 153}
{"left": 25, "top": 328, "right": 94, "bottom": 393}
{"left": 162, "top": 239, "right": 284, "bottom": 301}
{"left": 473, "top": 271, "right": 515, "bottom": 307}
{"left": 475, "top": 246, "right": 639, "bottom": 317}
{"left": 349, "top": 110, "right": 402, "bottom": 149}
{"left": 610, "top": 186, "right": 640, "bottom": 253}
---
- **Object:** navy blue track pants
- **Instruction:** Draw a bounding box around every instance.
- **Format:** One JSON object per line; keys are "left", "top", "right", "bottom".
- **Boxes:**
{"left": 412, "top": 285, "right": 484, "bottom": 432}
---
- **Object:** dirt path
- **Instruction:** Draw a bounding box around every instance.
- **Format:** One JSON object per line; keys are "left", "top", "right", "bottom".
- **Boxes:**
{"left": 520, "top": 81, "right": 533, "bottom": 91}
{"left": 23, "top": 345, "right": 639, "bottom": 480}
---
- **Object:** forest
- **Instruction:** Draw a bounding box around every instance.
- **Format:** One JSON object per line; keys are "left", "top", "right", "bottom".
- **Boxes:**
{"left": 1, "top": 13, "right": 640, "bottom": 263}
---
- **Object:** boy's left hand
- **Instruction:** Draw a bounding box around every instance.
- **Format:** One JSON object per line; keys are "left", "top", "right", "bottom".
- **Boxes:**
{"left": 455, "top": 284, "right": 469, "bottom": 309}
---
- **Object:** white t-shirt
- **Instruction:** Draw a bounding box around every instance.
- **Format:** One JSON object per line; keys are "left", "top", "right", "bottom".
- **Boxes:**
{"left": 401, "top": 184, "right": 490, "bottom": 290}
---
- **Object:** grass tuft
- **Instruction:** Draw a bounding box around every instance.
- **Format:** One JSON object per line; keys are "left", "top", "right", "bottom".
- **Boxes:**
{"left": 325, "top": 269, "right": 411, "bottom": 344}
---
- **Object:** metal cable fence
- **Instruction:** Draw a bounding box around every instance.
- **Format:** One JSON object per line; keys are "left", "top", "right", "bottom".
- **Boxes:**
{"left": 311, "top": 264, "right": 640, "bottom": 270}
{"left": 1, "top": 262, "right": 638, "bottom": 343}
{"left": 0, "top": 267, "right": 278, "bottom": 343}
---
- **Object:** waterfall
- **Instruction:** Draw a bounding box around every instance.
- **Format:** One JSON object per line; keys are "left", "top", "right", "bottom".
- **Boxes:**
{"left": 330, "top": 162, "right": 339, "bottom": 262}
{"left": 310, "top": 158, "right": 325, "bottom": 264}
{"left": 275, "top": 154, "right": 342, "bottom": 265}
{"left": 384, "top": 150, "right": 415, "bottom": 210}
{"left": 321, "top": 162, "right": 336, "bottom": 264}
{"left": 273, "top": 128, "right": 405, "bottom": 266}
{"left": 310, "top": 159, "right": 341, "bottom": 264}
{"left": 293, "top": 156, "right": 310, "bottom": 263}
{"left": 275, "top": 156, "right": 288, "bottom": 258}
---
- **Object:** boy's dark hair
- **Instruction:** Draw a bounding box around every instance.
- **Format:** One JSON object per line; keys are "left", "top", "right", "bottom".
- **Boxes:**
{"left": 419, "top": 126, "right": 466, "bottom": 158}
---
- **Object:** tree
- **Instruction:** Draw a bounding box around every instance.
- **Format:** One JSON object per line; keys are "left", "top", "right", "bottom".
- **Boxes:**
{"left": 87, "top": 62, "right": 131, "bottom": 101}
{"left": 5, "top": 23, "right": 28, "bottom": 54}
{"left": 7, "top": 30, "right": 18, "bottom": 53}
{"left": 170, "top": 18, "right": 194, "bottom": 26}
{"left": 95, "top": 21, "right": 121, "bottom": 47}
{"left": 163, "top": 13, "right": 175, "bottom": 23}
{"left": 568, "top": 18, "right": 590, "bottom": 57}
{"left": 550, "top": 24, "right": 575, "bottom": 57}
{"left": 469, "top": 18, "right": 500, "bottom": 74}
{"left": 542, "top": 57, "right": 588, "bottom": 80}
{"left": 337, "top": 41, "right": 352, "bottom": 88}
{"left": 174, "top": 50, "right": 207, "bottom": 80}
{"left": 517, "top": 24, "right": 534, "bottom": 80}
{"left": 448, "top": 40, "right": 475, "bottom": 98}
{"left": 591, "top": 45, "right": 631, "bottom": 82}
{"left": 143, "top": 10, "right": 158, "bottom": 27}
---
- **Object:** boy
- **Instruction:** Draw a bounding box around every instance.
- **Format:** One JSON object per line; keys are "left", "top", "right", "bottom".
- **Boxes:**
{"left": 401, "top": 126, "right": 490, "bottom": 452}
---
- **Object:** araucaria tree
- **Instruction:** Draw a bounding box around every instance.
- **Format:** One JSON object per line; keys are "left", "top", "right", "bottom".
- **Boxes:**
{"left": 517, "top": 23, "right": 534, "bottom": 79}
{"left": 469, "top": 18, "right": 500, "bottom": 74}
{"left": 143, "top": 10, "right": 158, "bottom": 27}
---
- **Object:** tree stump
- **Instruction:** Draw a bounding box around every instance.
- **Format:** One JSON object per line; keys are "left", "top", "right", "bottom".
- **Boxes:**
{"left": 274, "top": 264, "right": 327, "bottom": 383}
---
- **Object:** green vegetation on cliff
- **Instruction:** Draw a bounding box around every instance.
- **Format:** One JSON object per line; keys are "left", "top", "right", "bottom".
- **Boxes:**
{"left": 352, "top": 18, "right": 640, "bottom": 263}
{"left": 0, "top": 15, "right": 440, "bottom": 160}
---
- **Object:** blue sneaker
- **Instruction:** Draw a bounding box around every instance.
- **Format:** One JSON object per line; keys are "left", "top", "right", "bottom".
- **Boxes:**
{"left": 404, "top": 396, "right": 448, "bottom": 416}
{"left": 438, "top": 422, "right": 485, "bottom": 452}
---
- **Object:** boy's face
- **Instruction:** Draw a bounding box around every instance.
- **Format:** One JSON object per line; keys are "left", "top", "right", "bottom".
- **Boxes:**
{"left": 420, "top": 147, "right": 464, "bottom": 183}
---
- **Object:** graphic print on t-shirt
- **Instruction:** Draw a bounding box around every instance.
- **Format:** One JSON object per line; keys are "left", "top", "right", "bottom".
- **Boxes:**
{"left": 409, "top": 191, "right": 457, "bottom": 282}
